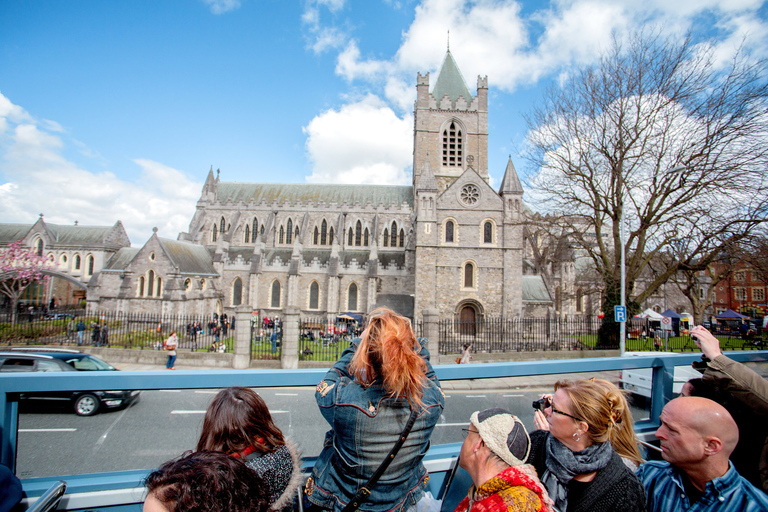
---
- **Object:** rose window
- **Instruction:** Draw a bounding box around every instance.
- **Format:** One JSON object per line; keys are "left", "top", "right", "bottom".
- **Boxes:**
{"left": 460, "top": 185, "right": 479, "bottom": 205}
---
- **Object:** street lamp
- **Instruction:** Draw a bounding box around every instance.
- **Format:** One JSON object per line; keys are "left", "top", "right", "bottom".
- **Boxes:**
{"left": 620, "top": 165, "right": 687, "bottom": 356}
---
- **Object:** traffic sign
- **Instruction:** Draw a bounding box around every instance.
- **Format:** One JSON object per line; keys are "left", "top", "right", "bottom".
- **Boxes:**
{"left": 614, "top": 305, "right": 626, "bottom": 323}
{"left": 660, "top": 316, "right": 672, "bottom": 330}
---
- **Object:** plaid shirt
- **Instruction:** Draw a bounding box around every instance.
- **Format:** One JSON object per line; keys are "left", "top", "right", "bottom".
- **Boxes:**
{"left": 638, "top": 461, "right": 768, "bottom": 511}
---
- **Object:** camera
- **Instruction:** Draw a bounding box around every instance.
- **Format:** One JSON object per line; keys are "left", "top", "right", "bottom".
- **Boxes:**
{"left": 532, "top": 397, "right": 552, "bottom": 411}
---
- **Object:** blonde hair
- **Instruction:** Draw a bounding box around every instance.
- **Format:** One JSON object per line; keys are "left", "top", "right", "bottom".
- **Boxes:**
{"left": 349, "top": 307, "right": 428, "bottom": 409}
{"left": 555, "top": 378, "right": 643, "bottom": 466}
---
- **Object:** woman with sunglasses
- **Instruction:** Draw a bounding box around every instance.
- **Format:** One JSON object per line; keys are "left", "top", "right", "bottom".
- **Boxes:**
{"left": 305, "top": 307, "right": 445, "bottom": 512}
{"left": 527, "top": 379, "right": 646, "bottom": 512}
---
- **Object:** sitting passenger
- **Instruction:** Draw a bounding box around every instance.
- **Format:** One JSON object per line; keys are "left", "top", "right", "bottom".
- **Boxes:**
{"left": 527, "top": 378, "right": 646, "bottom": 512}
{"left": 456, "top": 408, "right": 553, "bottom": 512}
{"left": 305, "top": 307, "right": 444, "bottom": 512}
{"left": 197, "top": 387, "right": 302, "bottom": 512}
{"left": 143, "top": 450, "right": 269, "bottom": 512}
{"left": 638, "top": 396, "right": 768, "bottom": 511}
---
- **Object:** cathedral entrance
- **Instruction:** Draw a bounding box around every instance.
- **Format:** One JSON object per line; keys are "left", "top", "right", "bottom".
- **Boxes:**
{"left": 459, "top": 305, "right": 476, "bottom": 336}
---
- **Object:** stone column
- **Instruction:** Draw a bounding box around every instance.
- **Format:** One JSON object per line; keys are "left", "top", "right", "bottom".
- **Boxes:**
{"left": 233, "top": 305, "right": 252, "bottom": 369}
{"left": 422, "top": 308, "right": 440, "bottom": 355}
{"left": 281, "top": 306, "right": 300, "bottom": 369}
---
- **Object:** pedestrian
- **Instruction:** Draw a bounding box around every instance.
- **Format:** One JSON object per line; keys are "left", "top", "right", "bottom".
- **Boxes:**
{"left": 76, "top": 319, "right": 86, "bottom": 345}
{"left": 91, "top": 322, "right": 101, "bottom": 346}
{"left": 164, "top": 331, "right": 178, "bottom": 370}
{"left": 270, "top": 330, "right": 278, "bottom": 354}
{"left": 100, "top": 324, "right": 109, "bottom": 346}
{"left": 191, "top": 321, "right": 199, "bottom": 350}
{"left": 459, "top": 343, "right": 472, "bottom": 364}
{"left": 66, "top": 317, "right": 76, "bottom": 342}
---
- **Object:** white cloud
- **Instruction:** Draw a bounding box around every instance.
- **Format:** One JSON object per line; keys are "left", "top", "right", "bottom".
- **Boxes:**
{"left": 202, "top": 0, "right": 242, "bottom": 15}
{"left": 0, "top": 92, "right": 200, "bottom": 246}
{"left": 303, "top": 95, "right": 413, "bottom": 185}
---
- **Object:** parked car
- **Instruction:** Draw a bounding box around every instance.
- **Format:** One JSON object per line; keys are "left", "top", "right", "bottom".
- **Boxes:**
{"left": 619, "top": 351, "right": 701, "bottom": 399}
{"left": 0, "top": 348, "right": 140, "bottom": 416}
{"left": 44, "top": 313, "right": 75, "bottom": 320}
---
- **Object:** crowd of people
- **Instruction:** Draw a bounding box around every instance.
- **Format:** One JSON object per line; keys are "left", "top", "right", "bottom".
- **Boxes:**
{"left": 6, "top": 307, "right": 760, "bottom": 512}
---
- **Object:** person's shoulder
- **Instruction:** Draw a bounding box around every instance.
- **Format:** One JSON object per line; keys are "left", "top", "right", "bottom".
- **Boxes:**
{"left": 636, "top": 460, "right": 672, "bottom": 481}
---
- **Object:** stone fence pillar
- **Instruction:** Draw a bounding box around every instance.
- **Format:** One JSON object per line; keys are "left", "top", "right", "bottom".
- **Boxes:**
{"left": 421, "top": 308, "right": 440, "bottom": 355}
{"left": 233, "top": 305, "right": 253, "bottom": 369}
{"left": 281, "top": 306, "right": 300, "bottom": 369}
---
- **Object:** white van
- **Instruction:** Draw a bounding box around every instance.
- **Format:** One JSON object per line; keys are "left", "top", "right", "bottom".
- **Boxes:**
{"left": 619, "top": 352, "right": 701, "bottom": 398}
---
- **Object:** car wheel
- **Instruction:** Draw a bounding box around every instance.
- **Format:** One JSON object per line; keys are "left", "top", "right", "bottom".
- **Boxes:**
{"left": 74, "top": 394, "right": 100, "bottom": 416}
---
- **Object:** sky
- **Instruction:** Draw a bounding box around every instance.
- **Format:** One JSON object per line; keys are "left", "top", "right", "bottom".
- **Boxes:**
{"left": 1, "top": 0, "right": 767, "bottom": 246}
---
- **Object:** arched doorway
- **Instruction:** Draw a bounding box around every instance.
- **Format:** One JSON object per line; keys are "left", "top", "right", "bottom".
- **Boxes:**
{"left": 459, "top": 305, "right": 476, "bottom": 336}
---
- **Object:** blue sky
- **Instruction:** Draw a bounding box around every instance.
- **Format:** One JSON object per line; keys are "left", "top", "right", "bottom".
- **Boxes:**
{"left": 1, "top": 0, "right": 767, "bottom": 245}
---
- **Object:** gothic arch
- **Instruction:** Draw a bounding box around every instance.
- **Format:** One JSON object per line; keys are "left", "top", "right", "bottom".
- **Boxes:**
{"left": 480, "top": 218, "right": 497, "bottom": 245}
{"left": 438, "top": 118, "right": 466, "bottom": 168}
{"left": 441, "top": 217, "right": 459, "bottom": 245}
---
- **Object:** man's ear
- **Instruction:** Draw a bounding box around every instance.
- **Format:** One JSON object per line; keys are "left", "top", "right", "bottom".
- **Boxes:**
{"left": 703, "top": 436, "right": 723, "bottom": 457}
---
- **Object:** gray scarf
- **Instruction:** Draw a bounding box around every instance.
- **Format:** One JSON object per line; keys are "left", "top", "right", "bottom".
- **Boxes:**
{"left": 540, "top": 434, "right": 613, "bottom": 512}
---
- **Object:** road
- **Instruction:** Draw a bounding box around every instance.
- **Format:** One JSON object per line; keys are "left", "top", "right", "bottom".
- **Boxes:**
{"left": 20, "top": 384, "right": 628, "bottom": 479}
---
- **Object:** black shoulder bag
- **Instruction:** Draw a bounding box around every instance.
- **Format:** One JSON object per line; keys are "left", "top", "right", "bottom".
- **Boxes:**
{"left": 340, "top": 407, "right": 420, "bottom": 512}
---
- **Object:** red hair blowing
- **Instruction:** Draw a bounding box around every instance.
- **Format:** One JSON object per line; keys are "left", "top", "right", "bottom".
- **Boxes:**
{"left": 349, "top": 307, "right": 428, "bottom": 409}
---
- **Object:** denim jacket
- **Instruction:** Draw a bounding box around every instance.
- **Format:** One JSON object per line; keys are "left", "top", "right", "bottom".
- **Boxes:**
{"left": 306, "top": 338, "right": 444, "bottom": 512}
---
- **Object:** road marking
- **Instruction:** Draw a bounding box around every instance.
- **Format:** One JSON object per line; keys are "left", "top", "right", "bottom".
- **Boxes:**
{"left": 466, "top": 395, "right": 486, "bottom": 398}
{"left": 435, "top": 423, "right": 470, "bottom": 427}
{"left": 194, "top": 390, "right": 219, "bottom": 394}
{"left": 275, "top": 393, "right": 298, "bottom": 396}
{"left": 503, "top": 394, "right": 524, "bottom": 397}
{"left": 159, "top": 390, "right": 181, "bottom": 393}
{"left": 270, "top": 410, "right": 289, "bottom": 414}
{"left": 19, "top": 428, "right": 76, "bottom": 432}
{"left": 171, "top": 410, "right": 206, "bottom": 414}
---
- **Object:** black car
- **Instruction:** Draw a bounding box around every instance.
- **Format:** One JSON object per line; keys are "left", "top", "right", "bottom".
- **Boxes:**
{"left": 0, "top": 349, "right": 140, "bottom": 416}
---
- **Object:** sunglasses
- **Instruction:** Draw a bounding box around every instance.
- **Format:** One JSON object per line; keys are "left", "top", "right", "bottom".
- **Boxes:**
{"left": 551, "top": 403, "right": 583, "bottom": 423}
{"left": 461, "top": 428, "right": 479, "bottom": 438}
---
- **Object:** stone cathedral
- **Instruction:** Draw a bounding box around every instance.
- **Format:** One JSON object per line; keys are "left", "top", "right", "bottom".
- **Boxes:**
{"left": 87, "top": 49, "right": 556, "bottom": 321}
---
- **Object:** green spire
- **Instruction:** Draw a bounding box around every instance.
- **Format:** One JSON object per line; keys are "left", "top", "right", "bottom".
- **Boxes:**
{"left": 431, "top": 50, "right": 473, "bottom": 108}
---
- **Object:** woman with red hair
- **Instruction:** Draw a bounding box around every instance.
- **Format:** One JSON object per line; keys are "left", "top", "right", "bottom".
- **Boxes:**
{"left": 305, "top": 307, "right": 445, "bottom": 512}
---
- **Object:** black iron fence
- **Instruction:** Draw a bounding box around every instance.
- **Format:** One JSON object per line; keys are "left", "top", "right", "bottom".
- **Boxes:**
{"left": 1, "top": 310, "right": 236, "bottom": 353}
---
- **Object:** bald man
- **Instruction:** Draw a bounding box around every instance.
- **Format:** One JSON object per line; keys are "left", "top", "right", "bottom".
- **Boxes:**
{"left": 637, "top": 396, "right": 768, "bottom": 511}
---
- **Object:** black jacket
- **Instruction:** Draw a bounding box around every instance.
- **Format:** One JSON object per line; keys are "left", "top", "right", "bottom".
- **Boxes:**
{"left": 526, "top": 430, "right": 646, "bottom": 512}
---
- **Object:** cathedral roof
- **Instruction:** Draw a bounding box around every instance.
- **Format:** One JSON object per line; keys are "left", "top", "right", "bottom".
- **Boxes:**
{"left": 215, "top": 183, "right": 413, "bottom": 207}
{"left": 158, "top": 237, "right": 218, "bottom": 275}
{"left": 431, "top": 50, "right": 473, "bottom": 108}
{"left": 103, "top": 247, "right": 140, "bottom": 270}
{"left": 0, "top": 221, "right": 123, "bottom": 247}
{"left": 522, "top": 275, "right": 553, "bottom": 303}
{"left": 500, "top": 156, "right": 524, "bottom": 194}
{"left": 0, "top": 224, "right": 32, "bottom": 245}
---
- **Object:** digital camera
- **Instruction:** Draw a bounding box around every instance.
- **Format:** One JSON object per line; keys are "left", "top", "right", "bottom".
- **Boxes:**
{"left": 532, "top": 397, "right": 552, "bottom": 411}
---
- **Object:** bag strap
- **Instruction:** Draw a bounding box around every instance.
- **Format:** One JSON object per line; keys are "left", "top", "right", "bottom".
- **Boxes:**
{"left": 341, "top": 407, "right": 420, "bottom": 512}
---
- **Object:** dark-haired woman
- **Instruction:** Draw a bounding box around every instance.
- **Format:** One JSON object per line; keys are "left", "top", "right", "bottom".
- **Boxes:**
{"left": 197, "top": 387, "right": 302, "bottom": 512}
{"left": 305, "top": 307, "right": 445, "bottom": 512}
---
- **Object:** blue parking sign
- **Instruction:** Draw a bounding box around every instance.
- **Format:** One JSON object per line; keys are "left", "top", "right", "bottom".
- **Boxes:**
{"left": 614, "top": 305, "right": 626, "bottom": 322}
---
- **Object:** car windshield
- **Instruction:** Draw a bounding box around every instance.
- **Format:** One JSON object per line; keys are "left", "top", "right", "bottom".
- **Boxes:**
{"left": 65, "top": 355, "right": 115, "bottom": 371}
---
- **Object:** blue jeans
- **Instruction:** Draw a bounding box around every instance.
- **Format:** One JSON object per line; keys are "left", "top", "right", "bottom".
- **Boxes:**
{"left": 166, "top": 355, "right": 176, "bottom": 369}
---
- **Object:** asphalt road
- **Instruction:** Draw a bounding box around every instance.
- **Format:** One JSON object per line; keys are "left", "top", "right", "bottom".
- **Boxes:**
{"left": 19, "top": 384, "right": 629, "bottom": 479}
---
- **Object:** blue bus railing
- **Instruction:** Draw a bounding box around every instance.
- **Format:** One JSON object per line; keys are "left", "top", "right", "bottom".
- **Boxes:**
{"left": 2, "top": 350, "right": 767, "bottom": 511}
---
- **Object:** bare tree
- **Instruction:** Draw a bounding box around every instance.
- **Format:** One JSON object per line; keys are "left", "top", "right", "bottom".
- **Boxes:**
{"left": 525, "top": 30, "right": 768, "bottom": 344}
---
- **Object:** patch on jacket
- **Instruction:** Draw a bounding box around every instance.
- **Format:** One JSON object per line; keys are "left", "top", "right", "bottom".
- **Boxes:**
{"left": 316, "top": 381, "right": 335, "bottom": 397}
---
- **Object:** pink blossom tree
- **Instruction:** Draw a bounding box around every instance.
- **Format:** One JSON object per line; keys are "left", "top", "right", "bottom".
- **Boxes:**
{"left": 0, "top": 240, "right": 53, "bottom": 326}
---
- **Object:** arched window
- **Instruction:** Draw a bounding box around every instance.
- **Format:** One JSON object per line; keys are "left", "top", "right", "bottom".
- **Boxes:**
{"left": 295, "top": 226, "right": 299, "bottom": 239}
{"left": 355, "top": 221, "right": 362, "bottom": 246}
{"left": 59, "top": 254, "right": 68, "bottom": 266}
{"left": 252, "top": 218, "right": 258, "bottom": 242}
{"left": 329, "top": 227, "right": 334, "bottom": 244}
{"left": 390, "top": 222, "right": 397, "bottom": 247}
{"left": 220, "top": 217, "right": 226, "bottom": 235}
{"left": 383, "top": 228, "right": 389, "bottom": 247}
{"left": 271, "top": 281, "right": 281, "bottom": 308}
{"left": 184, "top": 278, "right": 191, "bottom": 291}
{"left": 576, "top": 288, "right": 583, "bottom": 313}
{"left": 484, "top": 222, "right": 493, "bottom": 243}
{"left": 399, "top": 229, "right": 405, "bottom": 247}
{"left": 34, "top": 238, "right": 43, "bottom": 256}
{"left": 445, "top": 221, "right": 454, "bottom": 243}
{"left": 74, "top": 254, "right": 81, "bottom": 270}
{"left": 348, "top": 228, "right": 353, "bottom": 246}
{"left": 309, "top": 281, "right": 319, "bottom": 310}
{"left": 232, "top": 278, "right": 242, "bottom": 306}
{"left": 212, "top": 224, "right": 217, "bottom": 242}
{"left": 138, "top": 276, "right": 145, "bottom": 297}
{"left": 147, "top": 270, "right": 155, "bottom": 296}
{"left": 87, "top": 255, "right": 95, "bottom": 276}
{"left": 364, "top": 228, "right": 369, "bottom": 246}
{"left": 279, "top": 226, "right": 285, "bottom": 244}
{"left": 244, "top": 225, "right": 250, "bottom": 243}
{"left": 286, "top": 219, "right": 293, "bottom": 244}
{"left": 348, "top": 283, "right": 358, "bottom": 311}
{"left": 156, "top": 277, "right": 162, "bottom": 297}
{"left": 442, "top": 121, "right": 463, "bottom": 167}
{"left": 321, "top": 220, "right": 328, "bottom": 245}
{"left": 260, "top": 225, "right": 264, "bottom": 236}
{"left": 314, "top": 227, "right": 319, "bottom": 245}
{"left": 464, "top": 263, "right": 474, "bottom": 288}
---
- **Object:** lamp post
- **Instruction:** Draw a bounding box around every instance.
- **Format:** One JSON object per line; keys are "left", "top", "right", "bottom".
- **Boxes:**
{"left": 620, "top": 165, "right": 687, "bottom": 356}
